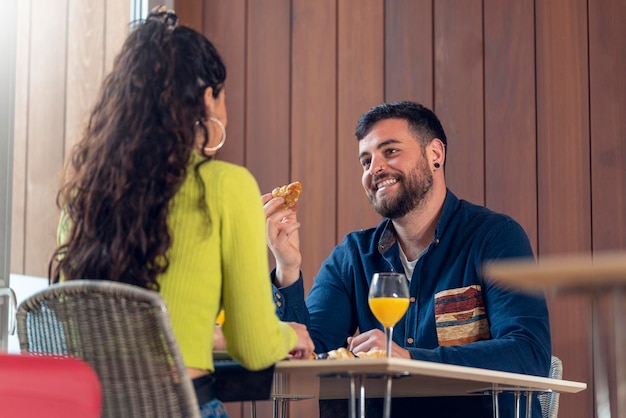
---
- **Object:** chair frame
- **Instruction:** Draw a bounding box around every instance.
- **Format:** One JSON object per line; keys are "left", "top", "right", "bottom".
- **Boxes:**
{"left": 16, "top": 280, "right": 200, "bottom": 418}
{"left": 539, "top": 355, "right": 563, "bottom": 418}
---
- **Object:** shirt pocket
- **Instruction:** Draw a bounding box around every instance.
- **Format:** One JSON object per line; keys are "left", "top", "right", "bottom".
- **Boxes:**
{"left": 434, "top": 285, "right": 491, "bottom": 346}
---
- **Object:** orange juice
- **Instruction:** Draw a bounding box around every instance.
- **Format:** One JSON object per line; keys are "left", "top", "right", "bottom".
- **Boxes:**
{"left": 368, "top": 297, "right": 409, "bottom": 328}
{"left": 215, "top": 309, "right": 225, "bottom": 326}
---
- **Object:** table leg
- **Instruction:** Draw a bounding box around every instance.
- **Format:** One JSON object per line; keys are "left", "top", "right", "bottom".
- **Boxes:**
{"left": 592, "top": 293, "right": 612, "bottom": 418}
{"left": 359, "top": 376, "right": 366, "bottom": 418}
{"left": 349, "top": 375, "right": 357, "bottom": 418}
{"left": 273, "top": 398, "right": 279, "bottom": 418}
{"left": 250, "top": 401, "right": 256, "bottom": 418}
{"left": 492, "top": 389, "right": 500, "bottom": 418}
{"left": 525, "top": 391, "right": 532, "bottom": 418}
{"left": 383, "top": 375, "right": 393, "bottom": 418}
{"left": 514, "top": 390, "right": 521, "bottom": 418}
{"left": 614, "top": 288, "right": 626, "bottom": 417}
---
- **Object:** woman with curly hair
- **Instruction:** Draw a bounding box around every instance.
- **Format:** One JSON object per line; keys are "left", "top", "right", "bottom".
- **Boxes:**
{"left": 50, "top": 6, "right": 314, "bottom": 417}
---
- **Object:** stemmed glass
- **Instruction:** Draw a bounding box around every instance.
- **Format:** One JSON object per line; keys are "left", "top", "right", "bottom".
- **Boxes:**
{"left": 368, "top": 272, "right": 410, "bottom": 418}
{"left": 368, "top": 272, "right": 410, "bottom": 358}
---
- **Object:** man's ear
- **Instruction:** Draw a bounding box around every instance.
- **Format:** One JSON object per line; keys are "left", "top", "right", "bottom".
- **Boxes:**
{"left": 429, "top": 138, "right": 446, "bottom": 166}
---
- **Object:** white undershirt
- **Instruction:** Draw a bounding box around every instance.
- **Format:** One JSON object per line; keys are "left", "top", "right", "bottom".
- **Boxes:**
{"left": 398, "top": 245, "right": 418, "bottom": 282}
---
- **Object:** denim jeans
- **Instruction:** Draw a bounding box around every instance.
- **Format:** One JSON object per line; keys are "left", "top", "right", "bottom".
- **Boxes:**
{"left": 198, "top": 399, "right": 229, "bottom": 418}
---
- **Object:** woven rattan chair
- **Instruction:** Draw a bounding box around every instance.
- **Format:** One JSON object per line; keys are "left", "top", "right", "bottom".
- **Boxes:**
{"left": 539, "top": 355, "right": 563, "bottom": 418}
{"left": 16, "top": 280, "right": 200, "bottom": 418}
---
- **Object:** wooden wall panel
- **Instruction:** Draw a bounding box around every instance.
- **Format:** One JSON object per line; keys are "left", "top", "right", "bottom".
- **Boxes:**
{"left": 536, "top": 0, "right": 591, "bottom": 254}
{"left": 291, "top": 0, "right": 337, "bottom": 289}
{"left": 245, "top": 0, "right": 291, "bottom": 194}
{"left": 434, "top": 0, "right": 484, "bottom": 205}
{"left": 105, "top": 0, "right": 132, "bottom": 73}
{"left": 174, "top": 0, "right": 204, "bottom": 33}
{"left": 384, "top": 0, "right": 433, "bottom": 106}
{"left": 589, "top": 1, "right": 626, "bottom": 416}
{"left": 336, "top": 0, "right": 385, "bottom": 242}
{"left": 589, "top": 0, "right": 626, "bottom": 251}
{"left": 536, "top": 0, "right": 593, "bottom": 416}
{"left": 10, "top": 0, "right": 31, "bottom": 273}
{"left": 204, "top": 0, "right": 246, "bottom": 167}
{"left": 65, "top": 1, "right": 106, "bottom": 160}
{"left": 483, "top": 0, "right": 538, "bottom": 252}
{"left": 25, "top": 0, "right": 69, "bottom": 278}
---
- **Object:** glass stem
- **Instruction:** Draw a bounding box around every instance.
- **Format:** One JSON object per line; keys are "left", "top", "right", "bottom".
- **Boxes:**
{"left": 386, "top": 326, "right": 394, "bottom": 358}
{"left": 384, "top": 326, "right": 394, "bottom": 418}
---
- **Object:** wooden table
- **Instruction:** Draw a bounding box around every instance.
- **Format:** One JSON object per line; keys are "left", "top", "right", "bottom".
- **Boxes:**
{"left": 483, "top": 250, "right": 626, "bottom": 418}
{"left": 273, "top": 357, "right": 586, "bottom": 418}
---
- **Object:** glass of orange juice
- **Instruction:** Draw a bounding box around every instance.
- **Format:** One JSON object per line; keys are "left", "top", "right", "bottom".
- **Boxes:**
{"left": 368, "top": 272, "right": 409, "bottom": 358}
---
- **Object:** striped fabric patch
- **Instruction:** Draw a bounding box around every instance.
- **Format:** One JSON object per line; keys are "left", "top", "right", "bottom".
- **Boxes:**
{"left": 434, "top": 285, "right": 491, "bottom": 346}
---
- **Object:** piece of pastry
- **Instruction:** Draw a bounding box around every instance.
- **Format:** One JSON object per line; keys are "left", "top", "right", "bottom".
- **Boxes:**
{"left": 355, "top": 349, "right": 387, "bottom": 359}
{"left": 271, "top": 181, "right": 302, "bottom": 209}
{"left": 326, "top": 347, "right": 355, "bottom": 360}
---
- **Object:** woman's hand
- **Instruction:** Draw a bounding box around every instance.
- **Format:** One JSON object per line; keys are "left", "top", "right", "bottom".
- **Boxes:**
{"left": 285, "top": 321, "right": 315, "bottom": 360}
{"left": 262, "top": 193, "right": 301, "bottom": 287}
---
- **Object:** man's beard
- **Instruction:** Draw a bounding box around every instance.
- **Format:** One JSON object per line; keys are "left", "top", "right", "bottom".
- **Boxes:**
{"left": 368, "top": 159, "right": 433, "bottom": 219}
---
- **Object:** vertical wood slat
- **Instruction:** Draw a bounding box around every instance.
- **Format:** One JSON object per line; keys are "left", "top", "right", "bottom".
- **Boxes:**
{"left": 434, "top": 0, "right": 485, "bottom": 205}
{"left": 65, "top": 1, "right": 105, "bottom": 161}
{"left": 10, "top": 0, "right": 31, "bottom": 273}
{"left": 204, "top": 0, "right": 247, "bottom": 167}
{"left": 384, "top": 0, "right": 434, "bottom": 107}
{"left": 536, "top": 0, "right": 593, "bottom": 417}
{"left": 483, "top": 0, "right": 538, "bottom": 253}
{"left": 25, "top": 0, "right": 69, "bottom": 278}
{"left": 104, "top": 0, "right": 132, "bottom": 74}
{"left": 245, "top": 0, "right": 291, "bottom": 195}
{"left": 589, "top": 1, "right": 626, "bottom": 416}
{"left": 336, "top": 0, "right": 385, "bottom": 242}
{"left": 291, "top": 0, "right": 337, "bottom": 289}
{"left": 174, "top": 0, "right": 204, "bottom": 33}
{"left": 589, "top": 0, "right": 626, "bottom": 251}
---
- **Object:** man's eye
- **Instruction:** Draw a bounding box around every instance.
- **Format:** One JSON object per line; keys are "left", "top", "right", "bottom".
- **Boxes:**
{"left": 385, "top": 148, "right": 398, "bottom": 156}
{"left": 360, "top": 159, "right": 371, "bottom": 169}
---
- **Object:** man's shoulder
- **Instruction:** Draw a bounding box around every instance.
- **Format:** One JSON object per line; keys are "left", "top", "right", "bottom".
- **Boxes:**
{"left": 457, "top": 198, "right": 519, "bottom": 227}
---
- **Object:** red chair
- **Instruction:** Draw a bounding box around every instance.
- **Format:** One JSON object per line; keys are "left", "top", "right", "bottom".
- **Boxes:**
{"left": 0, "top": 353, "right": 102, "bottom": 418}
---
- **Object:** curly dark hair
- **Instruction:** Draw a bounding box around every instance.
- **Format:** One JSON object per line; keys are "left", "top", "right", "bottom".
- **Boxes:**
{"left": 49, "top": 9, "right": 226, "bottom": 290}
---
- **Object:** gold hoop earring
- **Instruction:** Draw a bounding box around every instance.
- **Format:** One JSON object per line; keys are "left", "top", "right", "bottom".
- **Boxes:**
{"left": 204, "top": 117, "right": 226, "bottom": 153}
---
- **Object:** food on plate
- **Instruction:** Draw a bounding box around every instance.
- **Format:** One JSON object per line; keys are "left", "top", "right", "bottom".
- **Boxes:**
{"left": 271, "top": 181, "right": 302, "bottom": 209}
{"left": 355, "top": 349, "right": 386, "bottom": 359}
{"left": 313, "top": 348, "right": 387, "bottom": 360}
{"left": 326, "top": 347, "right": 355, "bottom": 360}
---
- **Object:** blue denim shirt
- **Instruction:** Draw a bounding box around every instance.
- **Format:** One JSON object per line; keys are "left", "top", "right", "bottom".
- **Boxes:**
{"left": 273, "top": 190, "right": 551, "bottom": 418}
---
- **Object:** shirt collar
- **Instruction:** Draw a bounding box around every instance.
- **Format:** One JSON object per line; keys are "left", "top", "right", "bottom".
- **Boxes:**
{"left": 376, "top": 188, "right": 460, "bottom": 255}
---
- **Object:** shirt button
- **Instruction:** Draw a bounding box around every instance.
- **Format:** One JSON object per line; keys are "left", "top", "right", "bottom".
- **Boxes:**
{"left": 410, "top": 297, "right": 416, "bottom": 303}
{"left": 407, "top": 338, "right": 414, "bottom": 344}
{"left": 275, "top": 293, "right": 282, "bottom": 299}
{"left": 276, "top": 301, "right": 283, "bottom": 307}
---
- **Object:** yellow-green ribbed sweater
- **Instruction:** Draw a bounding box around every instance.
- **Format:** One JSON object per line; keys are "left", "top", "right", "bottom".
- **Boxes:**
{"left": 58, "top": 152, "right": 296, "bottom": 372}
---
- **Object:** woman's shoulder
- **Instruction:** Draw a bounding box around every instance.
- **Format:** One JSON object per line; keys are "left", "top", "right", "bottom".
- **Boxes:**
{"left": 196, "top": 157, "right": 256, "bottom": 183}
{"left": 193, "top": 157, "right": 261, "bottom": 201}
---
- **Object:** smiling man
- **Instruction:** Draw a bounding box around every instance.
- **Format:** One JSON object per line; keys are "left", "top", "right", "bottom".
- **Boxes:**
{"left": 266, "top": 101, "right": 551, "bottom": 418}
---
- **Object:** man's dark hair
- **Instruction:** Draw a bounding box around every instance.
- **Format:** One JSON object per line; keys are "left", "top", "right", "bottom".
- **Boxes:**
{"left": 355, "top": 101, "right": 447, "bottom": 150}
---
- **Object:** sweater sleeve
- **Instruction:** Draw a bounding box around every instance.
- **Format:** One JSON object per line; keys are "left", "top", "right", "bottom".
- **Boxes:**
{"left": 218, "top": 166, "right": 297, "bottom": 370}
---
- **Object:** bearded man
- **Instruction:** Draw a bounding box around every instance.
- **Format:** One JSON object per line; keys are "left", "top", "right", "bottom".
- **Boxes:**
{"left": 265, "top": 101, "right": 551, "bottom": 418}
